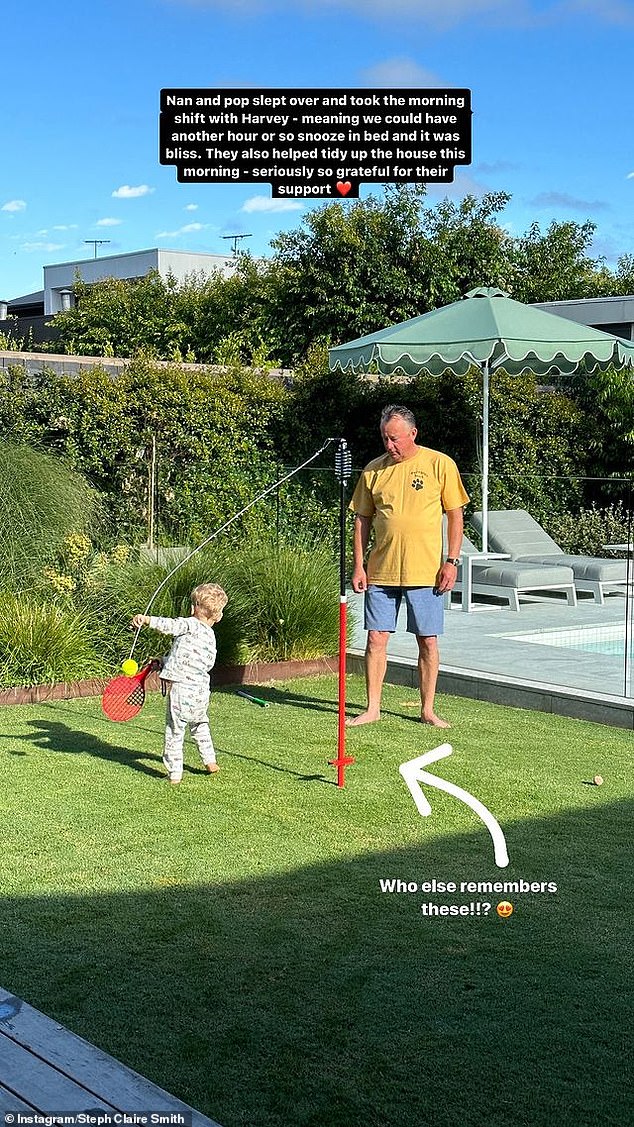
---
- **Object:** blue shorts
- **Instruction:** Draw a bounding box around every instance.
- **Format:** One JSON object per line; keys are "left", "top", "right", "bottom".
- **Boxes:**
{"left": 364, "top": 585, "right": 444, "bottom": 636}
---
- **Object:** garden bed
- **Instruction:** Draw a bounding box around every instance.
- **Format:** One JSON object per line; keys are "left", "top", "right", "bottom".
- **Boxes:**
{"left": 0, "top": 656, "right": 338, "bottom": 706}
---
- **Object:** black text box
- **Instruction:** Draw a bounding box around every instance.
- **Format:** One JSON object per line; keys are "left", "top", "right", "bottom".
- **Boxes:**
{"left": 159, "top": 88, "right": 472, "bottom": 198}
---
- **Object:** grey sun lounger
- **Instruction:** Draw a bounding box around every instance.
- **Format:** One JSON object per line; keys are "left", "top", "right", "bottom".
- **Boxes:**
{"left": 450, "top": 532, "right": 577, "bottom": 612}
{"left": 471, "top": 509, "right": 628, "bottom": 605}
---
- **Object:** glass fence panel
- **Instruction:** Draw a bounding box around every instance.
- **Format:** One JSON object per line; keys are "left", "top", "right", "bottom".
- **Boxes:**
{"left": 344, "top": 469, "right": 633, "bottom": 702}
{"left": 149, "top": 462, "right": 632, "bottom": 702}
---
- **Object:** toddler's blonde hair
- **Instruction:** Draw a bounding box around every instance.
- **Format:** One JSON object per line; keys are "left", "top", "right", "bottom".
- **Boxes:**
{"left": 191, "top": 582, "right": 228, "bottom": 619}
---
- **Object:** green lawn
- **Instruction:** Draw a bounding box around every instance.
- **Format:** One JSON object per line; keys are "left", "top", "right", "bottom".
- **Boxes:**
{"left": 0, "top": 676, "right": 631, "bottom": 1127}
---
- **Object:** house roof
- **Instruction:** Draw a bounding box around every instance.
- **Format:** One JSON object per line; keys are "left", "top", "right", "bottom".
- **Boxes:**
{"left": 6, "top": 290, "right": 45, "bottom": 308}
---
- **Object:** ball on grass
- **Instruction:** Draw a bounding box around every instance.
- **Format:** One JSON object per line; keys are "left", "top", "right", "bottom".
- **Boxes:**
{"left": 593, "top": 774, "right": 603, "bottom": 786}
{"left": 121, "top": 658, "right": 139, "bottom": 677}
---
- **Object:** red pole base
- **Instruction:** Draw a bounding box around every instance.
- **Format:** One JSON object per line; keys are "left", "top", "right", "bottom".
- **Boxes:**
{"left": 334, "top": 595, "right": 352, "bottom": 787}
{"left": 328, "top": 755, "right": 356, "bottom": 789}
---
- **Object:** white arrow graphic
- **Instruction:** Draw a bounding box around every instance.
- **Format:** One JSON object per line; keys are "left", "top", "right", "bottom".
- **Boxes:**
{"left": 399, "top": 743, "right": 509, "bottom": 868}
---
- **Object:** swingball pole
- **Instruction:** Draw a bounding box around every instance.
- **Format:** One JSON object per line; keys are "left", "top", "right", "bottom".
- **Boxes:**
{"left": 328, "top": 439, "right": 355, "bottom": 788}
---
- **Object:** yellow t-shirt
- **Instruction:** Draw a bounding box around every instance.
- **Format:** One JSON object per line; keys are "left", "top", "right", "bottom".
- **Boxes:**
{"left": 349, "top": 446, "right": 470, "bottom": 586}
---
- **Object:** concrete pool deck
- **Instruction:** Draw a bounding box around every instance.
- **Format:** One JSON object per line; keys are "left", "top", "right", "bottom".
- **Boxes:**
{"left": 347, "top": 590, "right": 634, "bottom": 729}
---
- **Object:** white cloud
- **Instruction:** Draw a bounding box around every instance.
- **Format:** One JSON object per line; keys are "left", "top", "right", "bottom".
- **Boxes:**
{"left": 172, "top": 0, "right": 633, "bottom": 27}
{"left": 155, "top": 221, "right": 209, "bottom": 237}
{"left": 96, "top": 217, "right": 123, "bottom": 226}
{"left": 424, "top": 169, "right": 493, "bottom": 201}
{"left": 241, "top": 196, "right": 304, "bottom": 213}
{"left": 2, "top": 199, "right": 26, "bottom": 213}
{"left": 474, "top": 160, "right": 519, "bottom": 174}
{"left": 530, "top": 190, "right": 609, "bottom": 212}
{"left": 561, "top": 0, "right": 634, "bottom": 25}
{"left": 360, "top": 59, "right": 444, "bottom": 87}
{"left": 112, "top": 184, "right": 155, "bottom": 199}
{"left": 184, "top": 203, "right": 199, "bottom": 211}
{"left": 52, "top": 223, "right": 79, "bottom": 231}
{"left": 357, "top": 0, "right": 515, "bottom": 15}
{"left": 21, "top": 241, "right": 65, "bottom": 252}
{"left": 174, "top": 1, "right": 524, "bottom": 29}
{"left": 627, "top": 172, "right": 634, "bottom": 180}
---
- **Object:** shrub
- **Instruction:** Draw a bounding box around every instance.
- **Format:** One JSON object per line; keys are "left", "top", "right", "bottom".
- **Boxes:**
{"left": 0, "top": 442, "right": 108, "bottom": 593}
{"left": 224, "top": 539, "right": 346, "bottom": 662}
{"left": 83, "top": 549, "right": 248, "bottom": 670}
{"left": 0, "top": 595, "right": 102, "bottom": 688}
{"left": 570, "top": 366, "right": 634, "bottom": 491}
{"left": 0, "top": 359, "right": 289, "bottom": 544}
{"left": 543, "top": 502, "right": 633, "bottom": 556}
{"left": 79, "top": 538, "right": 349, "bottom": 675}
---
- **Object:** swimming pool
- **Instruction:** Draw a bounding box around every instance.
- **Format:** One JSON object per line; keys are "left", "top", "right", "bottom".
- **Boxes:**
{"left": 501, "top": 623, "right": 629, "bottom": 658}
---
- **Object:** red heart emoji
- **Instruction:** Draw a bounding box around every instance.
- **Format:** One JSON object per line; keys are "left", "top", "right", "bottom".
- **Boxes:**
{"left": 336, "top": 181, "right": 352, "bottom": 196}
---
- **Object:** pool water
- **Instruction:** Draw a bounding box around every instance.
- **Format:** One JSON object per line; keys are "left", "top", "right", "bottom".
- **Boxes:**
{"left": 502, "top": 624, "right": 629, "bottom": 659}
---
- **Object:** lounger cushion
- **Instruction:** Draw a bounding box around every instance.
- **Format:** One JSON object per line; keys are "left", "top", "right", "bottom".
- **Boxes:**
{"left": 472, "top": 561, "right": 575, "bottom": 589}
{"left": 479, "top": 510, "right": 563, "bottom": 557}
{"left": 472, "top": 510, "right": 627, "bottom": 582}
{"left": 517, "top": 554, "right": 626, "bottom": 583}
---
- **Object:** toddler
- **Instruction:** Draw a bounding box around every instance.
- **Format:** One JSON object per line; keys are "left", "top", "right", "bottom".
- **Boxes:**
{"left": 131, "top": 582, "right": 228, "bottom": 784}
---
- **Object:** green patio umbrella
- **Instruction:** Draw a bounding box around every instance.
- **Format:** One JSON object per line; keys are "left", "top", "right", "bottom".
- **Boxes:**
{"left": 328, "top": 286, "right": 634, "bottom": 548}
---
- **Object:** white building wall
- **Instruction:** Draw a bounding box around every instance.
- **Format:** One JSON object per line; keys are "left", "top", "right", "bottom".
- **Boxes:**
{"left": 43, "top": 248, "right": 237, "bottom": 314}
{"left": 533, "top": 295, "right": 634, "bottom": 340}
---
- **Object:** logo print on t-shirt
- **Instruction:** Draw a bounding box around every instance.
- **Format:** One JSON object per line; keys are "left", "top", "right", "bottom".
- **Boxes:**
{"left": 411, "top": 474, "right": 425, "bottom": 491}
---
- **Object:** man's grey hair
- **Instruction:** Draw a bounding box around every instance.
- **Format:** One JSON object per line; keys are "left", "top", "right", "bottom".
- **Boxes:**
{"left": 380, "top": 404, "right": 417, "bottom": 430}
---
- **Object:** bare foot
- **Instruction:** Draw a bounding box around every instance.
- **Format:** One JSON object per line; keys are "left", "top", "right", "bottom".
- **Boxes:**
{"left": 345, "top": 710, "right": 380, "bottom": 727}
{"left": 421, "top": 713, "right": 451, "bottom": 729}
{"left": 205, "top": 763, "right": 220, "bottom": 774}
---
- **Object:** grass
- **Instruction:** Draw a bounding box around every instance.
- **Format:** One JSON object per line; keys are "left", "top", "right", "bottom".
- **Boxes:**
{"left": 0, "top": 676, "right": 631, "bottom": 1127}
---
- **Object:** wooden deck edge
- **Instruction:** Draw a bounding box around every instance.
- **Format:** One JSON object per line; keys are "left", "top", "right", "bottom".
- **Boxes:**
{"left": 0, "top": 986, "right": 223, "bottom": 1124}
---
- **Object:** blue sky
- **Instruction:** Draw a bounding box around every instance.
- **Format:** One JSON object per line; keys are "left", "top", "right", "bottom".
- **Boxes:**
{"left": 2, "top": 0, "right": 633, "bottom": 300}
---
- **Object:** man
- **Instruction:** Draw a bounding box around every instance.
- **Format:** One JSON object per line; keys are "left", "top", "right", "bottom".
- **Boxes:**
{"left": 347, "top": 404, "right": 469, "bottom": 728}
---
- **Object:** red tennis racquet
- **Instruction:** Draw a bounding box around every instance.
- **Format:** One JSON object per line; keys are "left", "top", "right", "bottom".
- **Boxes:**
{"left": 101, "top": 660, "right": 161, "bottom": 722}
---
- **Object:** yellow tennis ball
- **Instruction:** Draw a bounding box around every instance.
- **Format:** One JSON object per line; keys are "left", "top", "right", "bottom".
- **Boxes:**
{"left": 121, "top": 658, "right": 139, "bottom": 677}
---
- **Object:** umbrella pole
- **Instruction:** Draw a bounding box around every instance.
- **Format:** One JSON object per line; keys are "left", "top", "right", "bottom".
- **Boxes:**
{"left": 329, "top": 440, "right": 355, "bottom": 788}
{"left": 481, "top": 360, "right": 490, "bottom": 551}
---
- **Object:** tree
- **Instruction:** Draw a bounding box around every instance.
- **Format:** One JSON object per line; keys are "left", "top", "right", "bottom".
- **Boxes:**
{"left": 415, "top": 192, "right": 515, "bottom": 307}
{"left": 268, "top": 189, "right": 598, "bottom": 365}
{"left": 171, "top": 255, "right": 276, "bottom": 365}
{"left": 570, "top": 365, "right": 634, "bottom": 500}
{"left": 45, "top": 192, "right": 634, "bottom": 381}
{"left": 49, "top": 270, "right": 191, "bottom": 358}
{"left": 608, "top": 253, "right": 634, "bottom": 297}
{"left": 267, "top": 186, "right": 436, "bottom": 365}
{"left": 49, "top": 261, "right": 278, "bottom": 366}
{"left": 509, "top": 220, "right": 604, "bottom": 303}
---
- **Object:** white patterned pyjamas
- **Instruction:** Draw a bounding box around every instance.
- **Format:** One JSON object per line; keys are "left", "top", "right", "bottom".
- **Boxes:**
{"left": 163, "top": 681, "right": 216, "bottom": 781}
